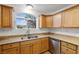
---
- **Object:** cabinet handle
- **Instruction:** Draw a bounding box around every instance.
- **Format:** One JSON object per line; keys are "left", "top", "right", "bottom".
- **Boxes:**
{"left": 10, "top": 45, "right": 12, "bottom": 46}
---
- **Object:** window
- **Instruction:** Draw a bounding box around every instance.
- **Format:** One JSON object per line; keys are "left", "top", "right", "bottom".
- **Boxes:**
{"left": 15, "top": 13, "right": 36, "bottom": 28}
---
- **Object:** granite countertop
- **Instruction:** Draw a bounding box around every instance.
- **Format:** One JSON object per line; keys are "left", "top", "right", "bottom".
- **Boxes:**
{"left": 49, "top": 34, "right": 79, "bottom": 45}
{"left": 0, "top": 34, "right": 79, "bottom": 45}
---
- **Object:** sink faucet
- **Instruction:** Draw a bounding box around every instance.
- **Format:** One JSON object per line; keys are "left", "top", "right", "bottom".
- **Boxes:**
{"left": 26, "top": 26, "right": 31, "bottom": 39}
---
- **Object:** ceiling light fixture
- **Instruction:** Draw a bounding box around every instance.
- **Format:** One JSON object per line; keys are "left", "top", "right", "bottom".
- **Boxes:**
{"left": 26, "top": 4, "right": 33, "bottom": 10}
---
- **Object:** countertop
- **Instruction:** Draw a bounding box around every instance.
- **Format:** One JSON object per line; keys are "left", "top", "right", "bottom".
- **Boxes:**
{"left": 0, "top": 34, "right": 79, "bottom": 45}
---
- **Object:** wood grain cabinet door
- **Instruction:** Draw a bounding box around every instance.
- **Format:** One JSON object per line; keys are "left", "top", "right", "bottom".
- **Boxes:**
{"left": 46, "top": 16, "right": 53, "bottom": 28}
{"left": 32, "top": 39, "right": 41, "bottom": 54}
{"left": 39, "top": 15, "right": 46, "bottom": 28}
{"left": 62, "top": 6, "right": 79, "bottom": 27}
{"left": 0, "top": 46, "right": 2, "bottom": 54}
{"left": 2, "top": 47, "right": 19, "bottom": 54}
{"left": 20, "top": 44, "right": 32, "bottom": 54}
{"left": 53, "top": 13, "right": 62, "bottom": 27}
{"left": 0, "top": 5, "right": 1, "bottom": 28}
{"left": 2, "top": 6, "right": 12, "bottom": 28}
{"left": 41, "top": 38, "right": 49, "bottom": 53}
{"left": 61, "top": 46, "right": 76, "bottom": 54}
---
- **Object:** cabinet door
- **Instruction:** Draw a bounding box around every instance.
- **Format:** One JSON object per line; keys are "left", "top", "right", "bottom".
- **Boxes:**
{"left": 39, "top": 15, "right": 46, "bottom": 28}
{"left": 2, "top": 6, "right": 12, "bottom": 28}
{"left": 61, "top": 46, "right": 76, "bottom": 54}
{"left": 53, "top": 13, "right": 62, "bottom": 27}
{"left": 62, "top": 6, "right": 79, "bottom": 27}
{"left": 46, "top": 16, "right": 53, "bottom": 28}
{"left": 2, "top": 47, "right": 19, "bottom": 54}
{"left": 32, "top": 39, "right": 41, "bottom": 54}
{"left": 41, "top": 38, "right": 49, "bottom": 52}
{"left": 0, "top": 5, "right": 1, "bottom": 28}
{"left": 0, "top": 46, "right": 2, "bottom": 54}
{"left": 21, "top": 44, "right": 32, "bottom": 54}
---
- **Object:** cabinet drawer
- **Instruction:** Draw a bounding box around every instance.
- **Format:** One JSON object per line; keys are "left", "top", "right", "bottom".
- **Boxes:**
{"left": 61, "top": 41, "right": 77, "bottom": 50}
{"left": 61, "top": 41, "right": 68, "bottom": 46}
{"left": 2, "top": 47, "right": 19, "bottom": 54}
{"left": 21, "top": 41, "right": 32, "bottom": 46}
{"left": 2, "top": 43, "right": 19, "bottom": 49}
{"left": 67, "top": 43, "right": 77, "bottom": 50}
{"left": 61, "top": 46, "right": 76, "bottom": 54}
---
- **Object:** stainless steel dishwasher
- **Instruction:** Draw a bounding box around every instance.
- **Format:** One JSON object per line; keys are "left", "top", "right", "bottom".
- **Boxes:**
{"left": 49, "top": 38, "right": 60, "bottom": 54}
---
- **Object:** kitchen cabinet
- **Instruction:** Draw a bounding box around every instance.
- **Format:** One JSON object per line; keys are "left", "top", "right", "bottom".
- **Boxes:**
{"left": 32, "top": 39, "right": 41, "bottom": 54}
{"left": 2, "top": 43, "right": 20, "bottom": 54}
{"left": 62, "top": 6, "right": 79, "bottom": 27}
{"left": 41, "top": 37, "right": 49, "bottom": 52}
{"left": 20, "top": 41, "right": 32, "bottom": 54}
{"left": 0, "top": 37, "right": 50, "bottom": 54}
{"left": 0, "top": 5, "right": 12, "bottom": 28}
{"left": 46, "top": 15, "right": 53, "bottom": 28}
{"left": 0, "top": 46, "right": 2, "bottom": 53}
{"left": 61, "top": 46, "right": 76, "bottom": 54}
{"left": 53, "top": 13, "right": 62, "bottom": 27}
{"left": 0, "top": 5, "right": 1, "bottom": 28}
{"left": 2, "top": 47, "right": 19, "bottom": 54}
{"left": 60, "top": 41, "right": 77, "bottom": 54}
{"left": 39, "top": 15, "right": 46, "bottom": 28}
{"left": 39, "top": 15, "right": 53, "bottom": 28}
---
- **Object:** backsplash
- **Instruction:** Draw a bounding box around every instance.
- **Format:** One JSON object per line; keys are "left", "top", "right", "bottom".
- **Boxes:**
{"left": 50, "top": 28, "right": 79, "bottom": 37}
{"left": 0, "top": 28, "right": 49, "bottom": 36}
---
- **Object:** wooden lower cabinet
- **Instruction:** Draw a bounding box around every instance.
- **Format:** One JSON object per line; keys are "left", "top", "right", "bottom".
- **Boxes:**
{"left": 61, "top": 46, "right": 76, "bottom": 54}
{"left": 2, "top": 47, "right": 19, "bottom": 54}
{"left": 20, "top": 44, "right": 32, "bottom": 54}
{"left": 41, "top": 38, "right": 49, "bottom": 53}
{"left": 0, "top": 37, "right": 49, "bottom": 54}
{"left": 60, "top": 41, "right": 77, "bottom": 54}
{"left": 0, "top": 46, "right": 2, "bottom": 53}
{"left": 32, "top": 39, "right": 41, "bottom": 54}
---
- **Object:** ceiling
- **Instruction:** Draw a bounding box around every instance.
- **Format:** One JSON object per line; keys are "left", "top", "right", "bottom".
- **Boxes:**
{"left": 10, "top": 4, "right": 73, "bottom": 15}
{"left": 33, "top": 4, "right": 72, "bottom": 14}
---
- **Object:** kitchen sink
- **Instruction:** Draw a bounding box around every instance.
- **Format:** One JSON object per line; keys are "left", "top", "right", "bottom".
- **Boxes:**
{"left": 27, "top": 35, "right": 38, "bottom": 39}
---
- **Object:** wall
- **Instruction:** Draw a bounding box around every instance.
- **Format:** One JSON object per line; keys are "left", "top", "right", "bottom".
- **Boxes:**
{"left": 1, "top": 4, "right": 79, "bottom": 37}
{"left": 0, "top": 4, "right": 49, "bottom": 36}
{"left": 50, "top": 28, "right": 79, "bottom": 37}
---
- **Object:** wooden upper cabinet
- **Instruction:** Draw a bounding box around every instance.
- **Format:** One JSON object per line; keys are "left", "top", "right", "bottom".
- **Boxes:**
{"left": 39, "top": 15, "right": 46, "bottom": 28}
{"left": 0, "top": 5, "right": 12, "bottom": 28}
{"left": 62, "top": 6, "right": 79, "bottom": 27}
{"left": 46, "top": 15, "right": 53, "bottom": 28}
{"left": 39, "top": 15, "right": 53, "bottom": 28}
{"left": 53, "top": 13, "right": 62, "bottom": 27}
{"left": 0, "top": 6, "right": 1, "bottom": 28}
{"left": 2, "top": 5, "right": 12, "bottom": 28}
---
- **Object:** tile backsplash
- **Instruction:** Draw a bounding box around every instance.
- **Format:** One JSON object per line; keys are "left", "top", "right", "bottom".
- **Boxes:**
{"left": 0, "top": 28, "right": 79, "bottom": 37}
{"left": 50, "top": 28, "right": 79, "bottom": 37}
{"left": 0, "top": 28, "right": 49, "bottom": 36}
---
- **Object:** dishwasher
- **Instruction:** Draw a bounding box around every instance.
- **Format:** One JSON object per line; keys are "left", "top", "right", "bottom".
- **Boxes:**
{"left": 49, "top": 38, "right": 60, "bottom": 54}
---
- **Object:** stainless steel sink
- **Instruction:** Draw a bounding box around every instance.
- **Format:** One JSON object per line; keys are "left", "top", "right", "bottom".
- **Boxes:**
{"left": 27, "top": 35, "right": 38, "bottom": 39}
